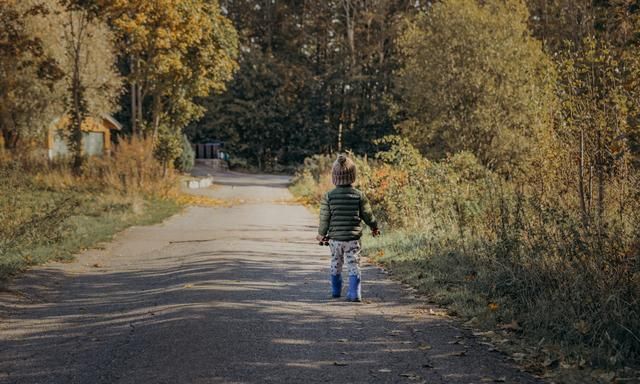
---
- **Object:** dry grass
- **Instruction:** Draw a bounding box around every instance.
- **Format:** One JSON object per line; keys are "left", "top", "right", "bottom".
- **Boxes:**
{"left": 291, "top": 143, "right": 640, "bottom": 379}
{"left": 0, "top": 139, "right": 184, "bottom": 281}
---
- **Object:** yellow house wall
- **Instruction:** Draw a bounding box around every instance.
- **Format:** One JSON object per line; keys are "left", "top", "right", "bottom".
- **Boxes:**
{"left": 47, "top": 116, "right": 113, "bottom": 154}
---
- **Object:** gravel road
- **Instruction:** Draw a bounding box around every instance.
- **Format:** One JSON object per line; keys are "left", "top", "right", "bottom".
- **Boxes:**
{"left": 0, "top": 172, "right": 544, "bottom": 384}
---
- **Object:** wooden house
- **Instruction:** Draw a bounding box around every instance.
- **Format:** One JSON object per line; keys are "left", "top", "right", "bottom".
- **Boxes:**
{"left": 47, "top": 115, "right": 122, "bottom": 159}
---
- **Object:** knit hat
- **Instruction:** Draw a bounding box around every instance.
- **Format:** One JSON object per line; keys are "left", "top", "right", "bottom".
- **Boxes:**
{"left": 332, "top": 154, "right": 356, "bottom": 186}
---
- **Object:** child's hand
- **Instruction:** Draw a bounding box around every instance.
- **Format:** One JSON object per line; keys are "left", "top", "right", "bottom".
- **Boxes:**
{"left": 372, "top": 228, "right": 381, "bottom": 237}
{"left": 316, "top": 234, "right": 325, "bottom": 242}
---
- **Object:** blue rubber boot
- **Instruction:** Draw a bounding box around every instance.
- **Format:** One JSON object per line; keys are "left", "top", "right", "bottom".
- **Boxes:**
{"left": 346, "top": 275, "right": 361, "bottom": 302}
{"left": 331, "top": 274, "right": 343, "bottom": 298}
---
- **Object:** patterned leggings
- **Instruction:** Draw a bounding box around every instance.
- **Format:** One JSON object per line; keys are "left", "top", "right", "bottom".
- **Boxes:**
{"left": 329, "top": 239, "right": 361, "bottom": 277}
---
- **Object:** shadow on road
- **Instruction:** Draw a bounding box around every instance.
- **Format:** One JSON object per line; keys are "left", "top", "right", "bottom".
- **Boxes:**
{"left": 0, "top": 203, "right": 542, "bottom": 384}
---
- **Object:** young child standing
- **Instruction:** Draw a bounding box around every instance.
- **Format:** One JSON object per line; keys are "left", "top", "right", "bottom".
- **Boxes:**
{"left": 317, "top": 154, "right": 380, "bottom": 302}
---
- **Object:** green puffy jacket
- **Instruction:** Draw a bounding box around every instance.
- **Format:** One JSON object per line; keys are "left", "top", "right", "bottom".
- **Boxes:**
{"left": 318, "top": 185, "right": 378, "bottom": 241}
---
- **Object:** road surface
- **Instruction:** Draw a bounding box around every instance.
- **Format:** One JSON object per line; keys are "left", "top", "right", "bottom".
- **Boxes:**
{"left": 0, "top": 172, "right": 543, "bottom": 384}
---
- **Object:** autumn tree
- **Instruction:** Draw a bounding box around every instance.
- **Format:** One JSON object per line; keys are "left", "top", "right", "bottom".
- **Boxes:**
{"left": 89, "top": 0, "right": 238, "bottom": 137}
{"left": 395, "top": 0, "right": 556, "bottom": 177}
{"left": 0, "top": 1, "right": 63, "bottom": 150}
{"left": 36, "top": 0, "right": 120, "bottom": 172}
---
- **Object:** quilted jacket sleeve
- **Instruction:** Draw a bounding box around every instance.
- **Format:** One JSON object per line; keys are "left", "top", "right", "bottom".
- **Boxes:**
{"left": 359, "top": 192, "right": 378, "bottom": 230}
{"left": 318, "top": 192, "right": 330, "bottom": 236}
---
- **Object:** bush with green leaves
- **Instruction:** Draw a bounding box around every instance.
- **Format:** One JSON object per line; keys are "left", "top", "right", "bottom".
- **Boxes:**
{"left": 153, "top": 129, "right": 183, "bottom": 177}
{"left": 174, "top": 134, "right": 195, "bottom": 173}
{"left": 395, "top": 0, "right": 555, "bottom": 177}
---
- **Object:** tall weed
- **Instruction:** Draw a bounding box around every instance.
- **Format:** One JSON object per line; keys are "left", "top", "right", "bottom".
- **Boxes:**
{"left": 0, "top": 138, "right": 182, "bottom": 280}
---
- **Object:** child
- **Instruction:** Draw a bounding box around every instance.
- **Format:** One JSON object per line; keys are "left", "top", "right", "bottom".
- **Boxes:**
{"left": 317, "top": 154, "right": 380, "bottom": 302}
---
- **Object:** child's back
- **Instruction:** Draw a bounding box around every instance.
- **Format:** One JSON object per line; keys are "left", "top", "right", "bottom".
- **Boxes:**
{"left": 319, "top": 185, "right": 376, "bottom": 241}
{"left": 317, "top": 155, "right": 379, "bottom": 302}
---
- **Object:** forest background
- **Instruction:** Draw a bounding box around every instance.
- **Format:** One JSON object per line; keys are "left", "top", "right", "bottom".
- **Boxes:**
{"left": 1, "top": 0, "right": 639, "bottom": 380}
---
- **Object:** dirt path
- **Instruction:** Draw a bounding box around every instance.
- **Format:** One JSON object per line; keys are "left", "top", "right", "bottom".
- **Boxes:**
{"left": 0, "top": 173, "right": 543, "bottom": 384}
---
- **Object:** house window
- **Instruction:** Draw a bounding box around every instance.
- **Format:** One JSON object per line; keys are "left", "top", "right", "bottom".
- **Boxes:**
{"left": 52, "top": 132, "right": 70, "bottom": 158}
{"left": 82, "top": 132, "right": 104, "bottom": 156}
{"left": 50, "top": 131, "right": 105, "bottom": 158}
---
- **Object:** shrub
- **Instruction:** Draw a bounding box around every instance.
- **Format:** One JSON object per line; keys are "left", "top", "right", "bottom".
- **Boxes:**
{"left": 153, "top": 130, "right": 183, "bottom": 177}
{"left": 174, "top": 134, "right": 195, "bottom": 173}
{"left": 81, "top": 136, "right": 177, "bottom": 196}
{"left": 290, "top": 154, "right": 335, "bottom": 205}
{"left": 291, "top": 137, "right": 640, "bottom": 369}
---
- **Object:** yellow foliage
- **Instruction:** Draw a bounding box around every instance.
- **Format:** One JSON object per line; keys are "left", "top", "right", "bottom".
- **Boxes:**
{"left": 170, "top": 193, "right": 230, "bottom": 208}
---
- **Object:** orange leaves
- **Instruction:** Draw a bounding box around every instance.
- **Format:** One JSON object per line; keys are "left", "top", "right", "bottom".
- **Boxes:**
{"left": 369, "top": 164, "right": 408, "bottom": 202}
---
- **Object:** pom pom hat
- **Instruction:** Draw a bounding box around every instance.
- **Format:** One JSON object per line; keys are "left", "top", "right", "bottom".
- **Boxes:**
{"left": 332, "top": 154, "right": 356, "bottom": 186}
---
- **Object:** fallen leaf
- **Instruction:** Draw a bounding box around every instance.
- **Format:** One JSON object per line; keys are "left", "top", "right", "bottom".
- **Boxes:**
{"left": 473, "top": 330, "right": 497, "bottom": 338}
{"left": 494, "top": 376, "right": 507, "bottom": 382}
{"left": 464, "top": 317, "right": 479, "bottom": 327}
{"left": 498, "top": 320, "right": 521, "bottom": 332}
{"left": 511, "top": 352, "right": 527, "bottom": 362}
{"left": 418, "top": 344, "right": 432, "bottom": 350}
{"left": 377, "top": 368, "right": 392, "bottom": 373}
{"left": 183, "top": 284, "right": 193, "bottom": 288}
{"left": 428, "top": 308, "right": 448, "bottom": 316}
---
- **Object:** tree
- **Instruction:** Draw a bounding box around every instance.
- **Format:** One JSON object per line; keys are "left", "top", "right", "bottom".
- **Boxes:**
{"left": 153, "top": 127, "right": 182, "bottom": 177}
{"left": 174, "top": 133, "right": 195, "bottom": 173}
{"left": 557, "top": 37, "right": 636, "bottom": 228}
{"left": 191, "top": 0, "right": 419, "bottom": 167}
{"left": 51, "top": 1, "right": 122, "bottom": 172}
{"left": 189, "top": 50, "right": 302, "bottom": 170}
{"left": 0, "top": 1, "right": 64, "bottom": 150}
{"left": 91, "top": 0, "right": 238, "bottom": 137}
{"left": 395, "top": 0, "right": 556, "bottom": 177}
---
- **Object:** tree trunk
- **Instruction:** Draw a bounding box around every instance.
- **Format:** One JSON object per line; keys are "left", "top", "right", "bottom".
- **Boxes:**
{"left": 137, "top": 83, "right": 143, "bottom": 134}
{"left": 596, "top": 130, "right": 605, "bottom": 227}
{"left": 342, "top": 0, "right": 356, "bottom": 70}
{"left": 71, "top": 65, "right": 85, "bottom": 174}
{"left": 130, "top": 54, "right": 137, "bottom": 136}
{"left": 152, "top": 94, "right": 162, "bottom": 141}
{"left": 578, "top": 128, "right": 589, "bottom": 228}
{"left": 1, "top": 114, "right": 19, "bottom": 150}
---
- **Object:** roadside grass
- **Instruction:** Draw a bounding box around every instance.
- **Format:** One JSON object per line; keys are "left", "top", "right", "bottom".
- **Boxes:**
{"left": 361, "top": 230, "right": 640, "bottom": 383}
{"left": 0, "top": 137, "right": 187, "bottom": 283}
{"left": 362, "top": 231, "right": 491, "bottom": 317}
{"left": 0, "top": 183, "right": 182, "bottom": 281}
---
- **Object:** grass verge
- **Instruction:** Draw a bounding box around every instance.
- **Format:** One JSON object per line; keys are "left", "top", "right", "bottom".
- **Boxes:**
{"left": 361, "top": 230, "right": 640, "bottom": 383}
{"left": 0, "top": 190, "right": 182, "bottom": 282}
